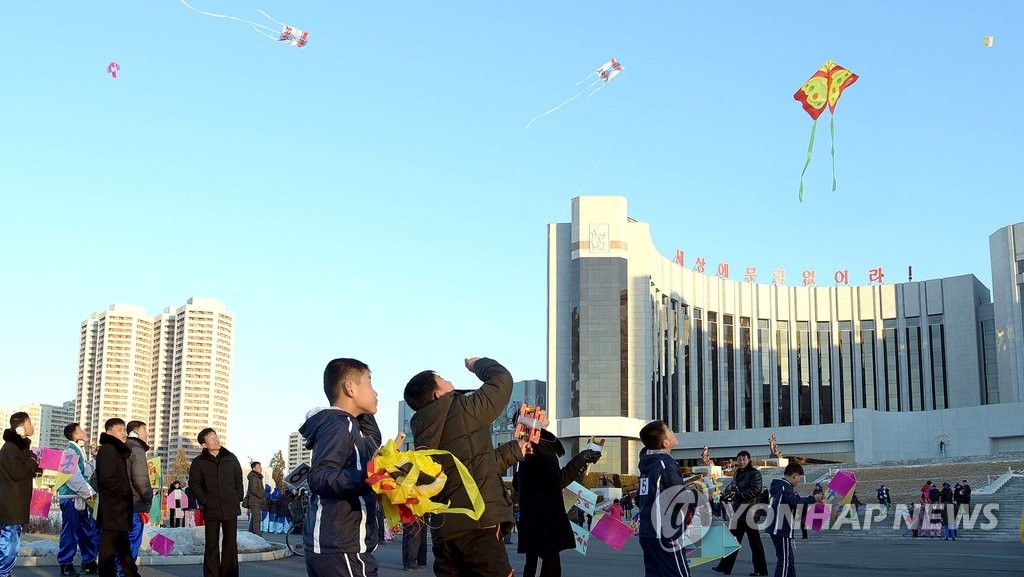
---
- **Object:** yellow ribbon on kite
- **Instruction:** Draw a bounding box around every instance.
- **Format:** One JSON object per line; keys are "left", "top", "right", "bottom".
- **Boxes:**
{"left": 365, "top": 437, "right": 485, "bottom": 530}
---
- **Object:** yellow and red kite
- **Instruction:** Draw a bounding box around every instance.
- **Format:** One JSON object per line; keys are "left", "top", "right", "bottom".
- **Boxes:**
{"left": 794, "top": 60, "right": 858, "bottom": 201}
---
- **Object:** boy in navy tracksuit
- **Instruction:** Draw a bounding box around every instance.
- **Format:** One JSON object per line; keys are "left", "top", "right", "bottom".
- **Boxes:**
{"left": 301, "top": 358, "right": 382, "bottom": 577}
{"left": 765, "top": 463, "right": 822, "bottom": 577}
{"left": 637, "top": 420, "right": 690, "bottom": 577}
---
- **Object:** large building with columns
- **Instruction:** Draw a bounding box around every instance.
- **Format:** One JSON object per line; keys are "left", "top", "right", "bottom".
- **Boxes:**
{"left": 547, "top": 196, "right": 1024, "bottom": 474}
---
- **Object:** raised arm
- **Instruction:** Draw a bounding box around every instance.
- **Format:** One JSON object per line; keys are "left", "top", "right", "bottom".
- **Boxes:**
{"left": 461, "top": 358, "right": 514, "bottom": 429}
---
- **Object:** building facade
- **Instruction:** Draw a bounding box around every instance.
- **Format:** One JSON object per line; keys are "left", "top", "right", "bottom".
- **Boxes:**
{"left": 0, "top": 401, "right": 73, "bottom": 449}
{"left": 397, "top": 379, "right": 547, "bottom": 475}
{"left": 288, "top": 431, "right": 312, "bottom": 472}
{"left": 76, "top": 297, "right": 234, "bottom": 471}
{"left": 548, "top": 196, "right": 1024, "bottom": 473}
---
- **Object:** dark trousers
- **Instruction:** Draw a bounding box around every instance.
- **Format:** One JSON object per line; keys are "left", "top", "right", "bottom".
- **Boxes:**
{"left": 523, "top": 551, "right": 562, "bottom": 577}
{"left": 638, "top": 537, "right": 690, "bottom": 577}
{"left": 248, "top": 508, "right": 263, "bottom": 535}
{"left": 97, "top": 530, "right": 138, "bottom": 577}
{"left": 402, "top": 523, "right": 428, "bottom": 569}
{"left": 432, "top": 527, "right": 513, "bottom": 577}
{"left": 770, "top": 533, "right": 796, "bottom": 577}
{"left": 715, "top": 517, "right": 767, "bottom": 575}
{"left": 204, "top": 517, "right": 238, "bottom": 577}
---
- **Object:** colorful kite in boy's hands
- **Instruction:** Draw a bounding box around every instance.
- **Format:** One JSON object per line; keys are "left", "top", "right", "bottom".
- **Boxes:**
{"left": 793, "top": 60, "right": 858, "bottom": 201}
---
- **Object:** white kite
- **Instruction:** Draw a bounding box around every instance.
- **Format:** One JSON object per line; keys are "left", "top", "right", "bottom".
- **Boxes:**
{"left": 527, "top": 58, "right": 624, "bottom": 129}
{"left": 180, "top": 0, "right": 309, "bottom": 48}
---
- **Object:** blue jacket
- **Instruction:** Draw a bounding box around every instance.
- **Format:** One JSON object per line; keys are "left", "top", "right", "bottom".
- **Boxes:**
{"left": 637, "top": 450, "right": 688, "bottom": 540}
{"left": 300, "top": 408, "right": 381, "bottom": 555}
{"left": 766, "top": 478, "right": 817, "bottom": 537}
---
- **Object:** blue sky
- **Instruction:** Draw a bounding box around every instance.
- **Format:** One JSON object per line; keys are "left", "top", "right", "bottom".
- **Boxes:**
{"left": 1, "top": 1, "right": 1020, "bottom": 468}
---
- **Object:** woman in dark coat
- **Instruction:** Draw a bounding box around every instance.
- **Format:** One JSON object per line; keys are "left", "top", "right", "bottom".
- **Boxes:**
{"left": 514, "top": 428, "right": 600, "bottom": 577}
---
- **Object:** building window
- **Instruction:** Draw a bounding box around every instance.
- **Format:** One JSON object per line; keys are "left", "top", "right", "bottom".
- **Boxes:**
{"left": 777, "top": 321, "right": 791, "bottom": 427}
{"left": 981, "top": 319, "right": 1000, "bottom": 404}
{"left": 724, "top": 314, "right": 736, "bottom": 430}
{"left": 860, "top": 327, "right": 877, "bottom": 410}
{"left": 709, "top": 311, "right": 719, "bottom": 431}
{"left": 671, "top": 302, "right": 680, "bottom": 432}
{"left": 907, "top": 325, "right": 924, "bottom": 411}
{"left": 882, "top": 320, "right": 900, "bottom": 411}
{"left": 741, "top": 317, "right": 753, "bottom": 429}
{"left": 929, "top": 322, "right": 948, "bottom": 409}
{"left": 695, "top": 309, "right": 705, "bottom": 432}
{"left": 758, "top": 320, "right": 772, "bottom": 428}
{"left": 796, "top": 323, "right": 811, "bottom": 425}
{"left": 838, "top": 321, "right": 854, "bottom": 422}
{"left": 682, "top": 305, "right": 692, "bottom": 432}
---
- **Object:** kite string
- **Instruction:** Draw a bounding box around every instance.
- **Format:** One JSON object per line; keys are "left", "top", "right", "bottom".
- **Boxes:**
{"left": 179, "top": 0, "right": 279, "bottom": 36}
{"left": 526, "top": 78, "right": 604, "bottom": 129}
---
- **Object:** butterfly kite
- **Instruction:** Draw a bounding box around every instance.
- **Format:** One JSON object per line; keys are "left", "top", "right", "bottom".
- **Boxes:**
{"left": 107, "top": 62, "right": 120, "bottom": 79}
{"left": 180, "top": 0, "right": 308, "bottom": 48}
{"left": 527, "top": 58, "right": 623, "bottom": 129}
{"left": 793, "top": 60, "right": 858, "bottom": 201}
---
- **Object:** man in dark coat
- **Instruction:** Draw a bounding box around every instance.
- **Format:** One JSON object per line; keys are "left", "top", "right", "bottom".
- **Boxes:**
{"left": 125, "top": 421, "right": 153, "bottom": 565}
{"left": 95, "top": 418, "right": 139, "bottom": 577}
{"left": 189, "top": 428, "right": 244, "bottom": 577}
{"left": 245, "top": 462, "right": 266, "bottom": 536}
{"left": 514, "top": 426, "right": 600, "bottom": 577}
{"left": 713, "top": 450, "right": 768, "bottom": 576}
{"left": 0, "top": 412, "right": 41, "bottom": 577}
{"left": 404, "top": 357, "right": 527, "bottom": 577}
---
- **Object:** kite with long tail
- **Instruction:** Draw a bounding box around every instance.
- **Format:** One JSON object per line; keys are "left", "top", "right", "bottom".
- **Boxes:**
{"left": 179, "top": 0, "right": 309, "bottom": 47}
{"left": 793, "top": 60, "right": 858, "bottom": 201}
{"left": 527, "top": 58, "right": 623, "bottom": 129}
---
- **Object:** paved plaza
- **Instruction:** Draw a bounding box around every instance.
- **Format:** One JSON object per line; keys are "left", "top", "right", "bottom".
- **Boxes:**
{"left": 16, "top": 531, "right": 1023, "bottom": 577}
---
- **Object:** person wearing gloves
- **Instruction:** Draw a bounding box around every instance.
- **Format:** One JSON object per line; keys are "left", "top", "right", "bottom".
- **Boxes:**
{"left": 57, "top": 423, "right": 99, "bottom": 577}
{"left": 513, "top": 417, "right": 601, "bottom": 577}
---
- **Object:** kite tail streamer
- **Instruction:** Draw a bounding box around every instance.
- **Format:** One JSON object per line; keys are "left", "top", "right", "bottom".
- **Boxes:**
{"left": 830, "top": 115, "right": 837, "bottom": 192}
{"left": 527, "top": 79, "right": 604, "bottom": 129}
{"left": 179, "top": 0, "right": 279, "bottom": 36}
{"left": 798, "top": 118, "right": 818, "bottom": 202}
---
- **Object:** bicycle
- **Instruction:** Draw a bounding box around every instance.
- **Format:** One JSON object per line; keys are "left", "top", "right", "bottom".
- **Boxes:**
{"left": 285, "top": 491, "right": 309, "bottom": 556}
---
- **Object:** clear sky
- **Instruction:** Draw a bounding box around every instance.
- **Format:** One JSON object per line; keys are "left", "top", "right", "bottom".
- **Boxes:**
{"left": 1, "top": 1, "right": 1020, "bottom": 469}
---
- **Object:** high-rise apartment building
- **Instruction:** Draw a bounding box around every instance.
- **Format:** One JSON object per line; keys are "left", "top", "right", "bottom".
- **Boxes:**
{"left": 288, "top": 431, "right": 311, "bottom": 471}
{"left": 76, "top": 297, "right": 234, "bottom": 472}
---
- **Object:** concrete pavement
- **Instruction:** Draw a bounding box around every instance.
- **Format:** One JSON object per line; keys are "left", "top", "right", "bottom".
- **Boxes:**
{"left": 14, "top": 530, "right": 1023, "bottom": 577}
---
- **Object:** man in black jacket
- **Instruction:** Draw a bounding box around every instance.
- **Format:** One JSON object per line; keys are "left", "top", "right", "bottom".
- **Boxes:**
{"left": 0, "top": 412, "right": 41, "bottom": 577}
{"left": 95, "top": 418, "right": 140, "bottom": 577}
{"left": 404, "top": 357, "right": 527, "bottom": 577}
{"left": 189, "top": 428, "right": 244, "bottom": 577}
{"left": 712, "top": 450, "right": 768, "bottom": 576}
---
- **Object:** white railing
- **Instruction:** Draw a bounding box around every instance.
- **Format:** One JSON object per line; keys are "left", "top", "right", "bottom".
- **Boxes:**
{"left": 974, "top": 467, "right": 1024, "bottom": 495}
